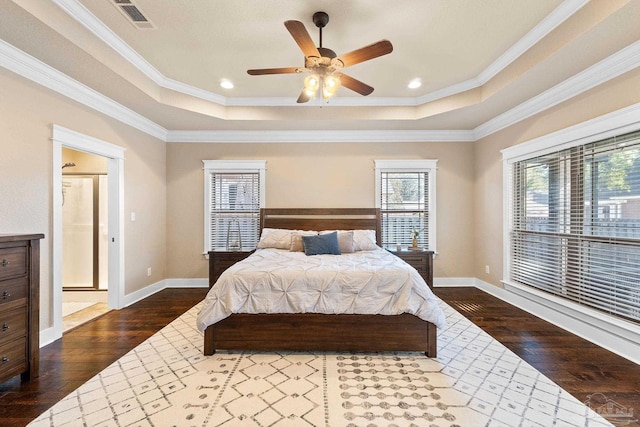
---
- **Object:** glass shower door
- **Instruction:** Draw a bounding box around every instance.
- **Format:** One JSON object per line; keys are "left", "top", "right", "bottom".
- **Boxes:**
{"left": 62, "top": 175, "right": 97, "bottom": 289}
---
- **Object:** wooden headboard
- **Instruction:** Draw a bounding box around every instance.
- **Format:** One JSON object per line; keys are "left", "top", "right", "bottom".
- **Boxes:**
{"left": 259, "top": 208, "right": 382, "bottom": 246}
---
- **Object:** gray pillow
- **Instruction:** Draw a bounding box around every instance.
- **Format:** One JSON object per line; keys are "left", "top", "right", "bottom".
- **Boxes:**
{"left": 302, "top": 232, "right": 341, "bottom": 256}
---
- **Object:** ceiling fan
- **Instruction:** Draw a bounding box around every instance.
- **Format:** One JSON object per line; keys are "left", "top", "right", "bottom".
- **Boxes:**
{"left": 247, "top": 11, "right": 393, "bottom": 103}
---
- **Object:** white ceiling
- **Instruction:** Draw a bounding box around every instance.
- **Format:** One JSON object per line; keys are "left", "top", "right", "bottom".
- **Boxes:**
{"left": 2, "top": 0, "right": 640, "bottom": 138}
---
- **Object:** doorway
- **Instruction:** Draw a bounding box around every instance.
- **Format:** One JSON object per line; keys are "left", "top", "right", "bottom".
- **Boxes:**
{"left": 61, "top": 148, "right": 110, "bottom": 331}
{"left": 51, "top": 125, "right": 125, "bottom": 344}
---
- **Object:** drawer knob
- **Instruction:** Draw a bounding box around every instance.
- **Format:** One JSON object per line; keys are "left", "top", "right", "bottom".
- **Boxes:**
{"left": 1, "top": 323, "right": 8, "bottom": 331}
{"left": 1, "top": 291, "right": 9, "bottom": 299}
{"left": 1, "top": 356, "right": 8, "bottom": 363}
{"left": 0, "top": 259, "right": 9, "bottom": 267}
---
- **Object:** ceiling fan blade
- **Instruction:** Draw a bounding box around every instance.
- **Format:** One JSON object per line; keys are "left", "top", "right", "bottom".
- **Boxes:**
{"left": 296, "top": 89, "right": 311, "bottom": 104}
{"left": 336, "top": 73, "right": 374, "bottom": 96}
{"left": 335, "top": 40, "right": 393, "bottom": 68}
{"left": 284, "top": 20, "right": 321, "bottom": 58}
{"left": 247, "top": 67, "right": 301, "bottom": 75}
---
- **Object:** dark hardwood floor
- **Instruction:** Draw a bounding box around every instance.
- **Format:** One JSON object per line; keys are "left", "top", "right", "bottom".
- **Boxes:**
{"left": 436, "top": 287, "right": 640, "bottom": 423}
{"left": 0, "top": 288, "right": 209, "bottom": 427}
{"left": 0, "top": 286, "right": 638, "bottom": 426}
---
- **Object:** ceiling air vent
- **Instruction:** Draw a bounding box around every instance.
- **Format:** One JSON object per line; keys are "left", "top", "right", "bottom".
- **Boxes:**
{"left": 111, "top": 0, "right": 155, "bottom": 29}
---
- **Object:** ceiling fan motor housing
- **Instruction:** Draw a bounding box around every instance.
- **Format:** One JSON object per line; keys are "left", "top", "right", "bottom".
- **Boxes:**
{"left": 318, "top": 47, "right": 337, "bottom": 59}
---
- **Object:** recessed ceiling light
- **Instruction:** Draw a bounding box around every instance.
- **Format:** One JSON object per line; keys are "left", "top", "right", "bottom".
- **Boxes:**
{"left": 220, "top": 79, "right": 234, "bottom": 89}
{"left": 408, "top": 79, "right": 422, "bottom": 89}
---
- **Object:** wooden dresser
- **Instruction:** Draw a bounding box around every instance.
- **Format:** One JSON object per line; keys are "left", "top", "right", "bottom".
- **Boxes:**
{"left": 0, "top": 234, "right": 43, "bottom": 384}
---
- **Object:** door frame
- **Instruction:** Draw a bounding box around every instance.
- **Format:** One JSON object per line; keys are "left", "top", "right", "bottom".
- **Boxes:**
{"left": 52, "top": 125, "right": 125, "bottom": 340}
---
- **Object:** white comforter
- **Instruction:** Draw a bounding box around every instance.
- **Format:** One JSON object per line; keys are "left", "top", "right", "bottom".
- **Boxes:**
{"left": 196, "top": 247, "right": 446, "bottom": 332}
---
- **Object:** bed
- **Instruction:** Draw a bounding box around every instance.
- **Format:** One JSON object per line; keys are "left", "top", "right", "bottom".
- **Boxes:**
{"left": 198, "top": 208, "right": 444, "bottom": 357}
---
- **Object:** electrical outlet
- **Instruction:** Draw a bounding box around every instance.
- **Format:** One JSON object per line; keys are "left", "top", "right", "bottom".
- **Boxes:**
{"left": 147, "top": 267, "right": 152, "bottom": 277}
{"left": 485, "top": 265, "right": 490, "bottom": 274}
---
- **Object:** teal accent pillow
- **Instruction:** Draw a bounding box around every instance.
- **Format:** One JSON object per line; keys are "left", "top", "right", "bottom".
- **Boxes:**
{"left": 302, "top": 232, "right": 341, "bottom": 256}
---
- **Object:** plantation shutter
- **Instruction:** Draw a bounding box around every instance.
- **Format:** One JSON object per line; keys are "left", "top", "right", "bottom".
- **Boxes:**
{"left": 378, "top": 169, "right": 432, "bottom": 249}
{"left": 509, "top": 130, "right": 640, "bottom": 323}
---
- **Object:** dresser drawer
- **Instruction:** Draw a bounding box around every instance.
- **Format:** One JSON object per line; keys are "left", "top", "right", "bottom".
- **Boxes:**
{"left": 0, "top": 337, "right": 27, "bottom": 381}
{"left": 0, "top": 246, "right": 27, "bottom": 281}
{"left": 400, "top": 254, "right": 426, "bottom": 264}
{"left": 0, "top": 278, "right": 28, "bottom": 309}
{"left": 0, "top": 307, "right": 27, "bottom": 345}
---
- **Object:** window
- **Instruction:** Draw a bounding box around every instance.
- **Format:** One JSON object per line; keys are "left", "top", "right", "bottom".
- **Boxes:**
{"left": 375, "top": 160, "right": 437, "bottom": 250}
{"left": 507, "top": 130, "right": 640, "bottom": 323}
{"left": 203, "top": 160, "right": 266, "bottom": 252}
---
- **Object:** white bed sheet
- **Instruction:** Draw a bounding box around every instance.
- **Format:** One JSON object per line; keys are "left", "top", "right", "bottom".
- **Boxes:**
{"left": 196, "top": 247, "right": 446, "bottom": 332}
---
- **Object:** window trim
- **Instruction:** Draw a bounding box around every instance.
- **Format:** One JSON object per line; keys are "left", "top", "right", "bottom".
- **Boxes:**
{"left": 202, "top": 160, "right": 266, "bottom": 253}
{"left": 501, "top": 103, "right": 640, "bottom": 352}
{"left": 374, "top": 159, "right": 438, "bottom": 252}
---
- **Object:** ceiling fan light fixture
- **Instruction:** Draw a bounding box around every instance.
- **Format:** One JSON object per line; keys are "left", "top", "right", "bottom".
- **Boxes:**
{"left": 322, "top": 74, "right": 341, "bottom": 99}
{"left": 304, "top": 75, "right": 320, "bottom": 90}
{"left": 303, "top": 74, "right": 320, "bottom": 98}
{"left": 324, "top": 74, "right": 340, "bottom": 89}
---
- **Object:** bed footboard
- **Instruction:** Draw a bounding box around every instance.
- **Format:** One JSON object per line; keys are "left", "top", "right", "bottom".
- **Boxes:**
{"left": 203, "top": 313, "right": 437, "bottom": 357}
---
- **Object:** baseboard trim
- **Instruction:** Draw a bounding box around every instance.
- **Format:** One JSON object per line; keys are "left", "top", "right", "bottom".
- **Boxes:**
{"left": 120, "top": 278, "right": 209, "bottom": 307}
{"left": 472, "top": 279, "right": 640, "bottom": 365}
{"left": 120, "top": 280, "right": 166, "bottom": 308}
{"left": 164, "top": 278, "right": 209, "bottom": 288}
{"left": 40, "top": 327, "right": 58, "bottom": 348}
{"left": 434, "top": 277, "right": 476, "bottom": 287}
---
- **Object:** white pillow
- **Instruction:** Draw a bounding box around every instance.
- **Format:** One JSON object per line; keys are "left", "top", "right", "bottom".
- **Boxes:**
{"left": 290, "top": 230, "right": 318, "bottom": 252}
{"left": 256, "top": 228, "right": 292, "bottom": 250}
{"left": 320, "top": 230, "right": 375, "bottom": 252}
{"left": 352, "top": 229, "right": 378, "bottom": 251}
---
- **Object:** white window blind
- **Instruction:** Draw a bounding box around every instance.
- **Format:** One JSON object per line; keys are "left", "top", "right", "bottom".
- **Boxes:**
{"left": 375, "top": 160, "right": 437, "bottom": 250}
{"left": 509, "top": 130, "right": 640, "bottom": 323}
{"left": 203, "top": 160, "right": 266, "bottom": 252}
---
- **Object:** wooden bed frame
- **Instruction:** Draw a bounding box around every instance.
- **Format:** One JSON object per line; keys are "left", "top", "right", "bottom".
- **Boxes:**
{"left": 203, "top": 208, "right": 437, "bottom": 357}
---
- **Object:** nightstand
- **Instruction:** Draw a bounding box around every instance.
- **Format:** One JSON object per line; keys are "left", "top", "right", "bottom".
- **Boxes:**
{"left": 387, "top": 248, "right": 434, "bottom": 289}
{"left": 208, "top": 250, "right": 254, "bottom": 288}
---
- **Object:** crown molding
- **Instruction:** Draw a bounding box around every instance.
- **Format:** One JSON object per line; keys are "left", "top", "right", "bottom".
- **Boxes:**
{"left": 51, "top": 0, "right": 225, "bottom": 104}
{"left": 417, "top": 0, "right": 588, "bottom": 105}
{"left": 474, "top": 39, "right": 640, "bottom": 140}
{"left": 2, "top": 26, "right": 638, "bottom": 144}
{"left": 224, "top": 96, "right": 418, "bottom": 107}
{"left": 478, "top": 0, "right": 588, "bottom": 83}
{"left": 165, "top": 129, "right": 476, "bottom": 143}
{"left": 52, "top": 0, "right": 164, "bottom": 83}
{"left": 501, "top": 101, "right": 640, "bottom": 162}
{"left": 51, "top": 0, "right": 586, "bottom": 109}
{"left": 0, "top": 39, "right": 167, "bottom": 140}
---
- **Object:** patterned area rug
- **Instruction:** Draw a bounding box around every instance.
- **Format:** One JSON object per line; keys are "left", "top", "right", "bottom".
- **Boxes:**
{"left": 29, "top": 299, "right": 612, "bottom": 427}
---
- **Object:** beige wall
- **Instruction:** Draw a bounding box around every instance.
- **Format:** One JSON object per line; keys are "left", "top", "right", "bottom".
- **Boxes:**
{"left": 0, "top": 68, "right": 167, "bottom": 331}
{"left": 473, "top": 66, "right": 640, "bottom": 287}
{"left": 62, "top": 148, "right": 108, "bottom": 174}
{"left": 166, "top": 141, "right": 475, "bottom": 279}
